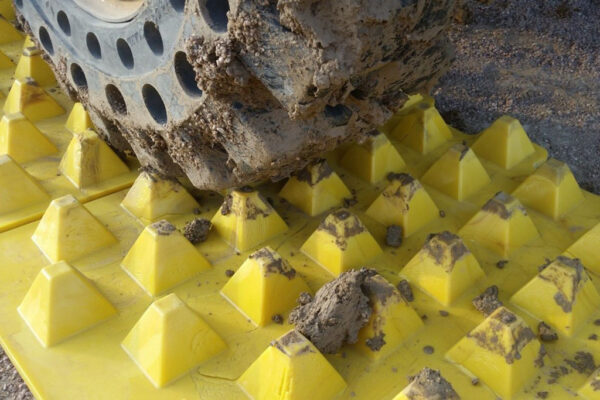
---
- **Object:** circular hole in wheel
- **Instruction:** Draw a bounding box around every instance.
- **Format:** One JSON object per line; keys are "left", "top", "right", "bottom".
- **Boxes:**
{"left": 174, "top": 52, "right": 202, "bottom": 97}
{"left": 169, "top": 0, "right": 186, "bottom": 12}
{"left": 200, "top": 0, "right": 229, "bottom": 32}
{"left": 14, "top": 0, "right": 22, "bottom": 8}
{"left": 86, "top": 32, "right": 102, "bottom": 59}
{"left": 142, "top": 84, "right": 167, "bottom": 124}
{"left": 143, "top": 22, "right": 163, "bottom": 55}
{"left": 57, "top": 11, "right": 71, "bottom": 36}
{"left": 117, "top": 38, "right": 134, "bottom": 69}
{"left": 105, "top": 84, "right": 127, "bottom": 115}
{"left": 70, "top": 63, "right": 87, "bottom": 89}
{"left": 38, "top": 26, "right": 54, "bottom": 55}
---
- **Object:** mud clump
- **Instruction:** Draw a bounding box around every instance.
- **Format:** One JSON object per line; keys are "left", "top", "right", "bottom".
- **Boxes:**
{"left": 289, "top": 268, "right": 377, "bottom": 354}
{"left": 472, "top": 285, "right": 502, "bottom": 316}
{"left": 365, "top": 333, "right": 386, "bottom": 352}
{"left": 386, "top": 225, "right": 403, "bottom": 247}
{"left": 538, "top": 322, "right": 558, "bottom": 342}
{"left": 183, "top": 218, "right": 212, "bottom": 244}
{"left": 406, "top": 367, "right": 460, "bottom": 400}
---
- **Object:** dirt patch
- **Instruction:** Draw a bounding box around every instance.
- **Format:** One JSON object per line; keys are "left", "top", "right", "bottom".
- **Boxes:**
{"left": 289, "top": 268, "right": 376, "bottom": 354}
{"left": 221, "top": 194, "right": 233, "bottom": 215}
{"left": 423, "top": 231, "right": 469, "bottom": 271}
{"left": 183, "top": 218, "right": 212, "bottom": 244}
{"left": 384, "top": 173, "right": 420, "bottom": 204}
{"left": 406, "top": 367, "right": 460, "bottom": 400}
{"left": 318, "top": 209, "right": 365, "bottom": 251}
{"left": 481, "top": 192, "right": 516, "bottom": 219}
{"left": 397, "top": 279, "right": 414, "bottom": 302}
{"left": 565, "top": 351, "right": 596, "bottom": 375}
{"left": 294, "top": 160, "right": 333, "bottom": 186}
{"left": 271, "top": 314, "right": 283, "bottom": 324}
{"left": 472, "top": 285, "right": 503, "bottom": 316}
{"left": 468, "top": 307, "right": 536, "bottom": 364}
{"left": 538, "top": 322, "right": 558, "bottom": 342}
{"left": 151, "top": 220, "right": 176, "bottom": 236}
{"left": 249, "top": 248, "right": 297, "bottom": 280}
{"left": 538, "top": 256, "right": 584, "bottom": 313}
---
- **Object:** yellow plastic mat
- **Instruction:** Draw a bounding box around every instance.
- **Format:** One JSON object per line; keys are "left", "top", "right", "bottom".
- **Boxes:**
{"left": 1, "top": 7, "right": 600, "bottom": 400}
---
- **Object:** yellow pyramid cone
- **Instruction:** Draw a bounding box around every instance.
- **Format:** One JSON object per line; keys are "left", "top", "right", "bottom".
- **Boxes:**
{"left": 459, "top": 191, "right": 538, "bottom": 256}
{"left": 18, "top": 261, "right": 116, "bottom": 347}
{"left": 301, "top": 209, "right": 381, "bottom": 276}
{"left": 122, "top": 293, "right": 226, "bottom": 388}
{"left": 446, "top": 306, "right": 542, "bottom": 399}
{"left": 13, "top": 47, "right": 56, "bottom": 86}
{"left": 366, "top": 173, "right": 439, "bottom": 237}
{"left": 389, "top": 101, "right": 452, "bottom": 154}
{"left": 59, "top": 129, "right": 130, "bottom": 189}
{"left": 221, "top": 247, "right": 310, "bottom": 326}
{"left": 565, "top": 222, "right": 600, "bottom": 274}
{"left": 339, "top": 132, "right": 406, "bottom": 183}
{"left": 510, "top": 256, "right": 600, "bottom": 336}
{"left": 65, "top": 102, "right": 95, "bottom": 133}
{"left": 121, "top": 171, "right": 200, "bottom": 223}
{"left": 355, "top": 274, "right": 423, "bottom": 359}
{"left": 392, "top": 368, "right": 459, "bottom": 400}
{"left": 472, "top": 116, "right": 535, "bottom": 169}
{"left": 32, "top": 194, "right": 117, "bottom": 263}
{"left": 0, "top": 113, "right": 58, "bottom": 163}
{"left": 401, "top": 231, "right": 485, "bottom": 306}
{"left": 0, "top": 16, "right": 22, "bottom": 44}
{"left": 512, "top": 158, "right": 584, "bottom": 219}
{"left": 3, "top": 78, "right": 64, "bottom": 121}
{"left": 211, "top": 188, "right": 288, "bottom": 252}
{"left": 0, "top": 154, "right": 49, "bottom": 216}
{"left": 421, "top": 143, "right": 491, "bottom": 200}
{"left": 238, "top": 330, "right": 346, "bottom": 400}
{"left": 122, "top": 220, "right": 211, "bottom": 296}
{"left": 279, "top": 160, "right": 351, "bottom": 216}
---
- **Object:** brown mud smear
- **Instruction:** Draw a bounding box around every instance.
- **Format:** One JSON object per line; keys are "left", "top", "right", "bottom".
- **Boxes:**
{"left": 397, "top": 279, "right": 414, "bottom": 302}
{"left": 289, "top": 268, "right": 376, "bottom": 354}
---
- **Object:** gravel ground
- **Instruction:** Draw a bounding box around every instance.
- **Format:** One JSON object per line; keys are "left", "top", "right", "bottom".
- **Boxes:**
{"left": 1, "top": 1, "right": 599, "bottom": 399}
{"left": 435, "top": 0, "right": 600, "bottom": 193}
{"left": 0, "top": 350, "right": 32, "bottom": 400}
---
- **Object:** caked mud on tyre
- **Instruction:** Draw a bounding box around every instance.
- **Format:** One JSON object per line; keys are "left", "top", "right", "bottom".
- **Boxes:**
{"left": 17, "top": 0, "right": 456, "bottom": 190}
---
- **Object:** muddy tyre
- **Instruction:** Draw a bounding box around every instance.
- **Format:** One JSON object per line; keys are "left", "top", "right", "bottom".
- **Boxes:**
{"left": 17, "top": 0, "right": 456, "bottom": 190}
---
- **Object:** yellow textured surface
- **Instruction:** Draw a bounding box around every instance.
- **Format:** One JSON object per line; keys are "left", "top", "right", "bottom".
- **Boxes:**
{"left": 0, "top": 15, "right": 600, "bottom": 400}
